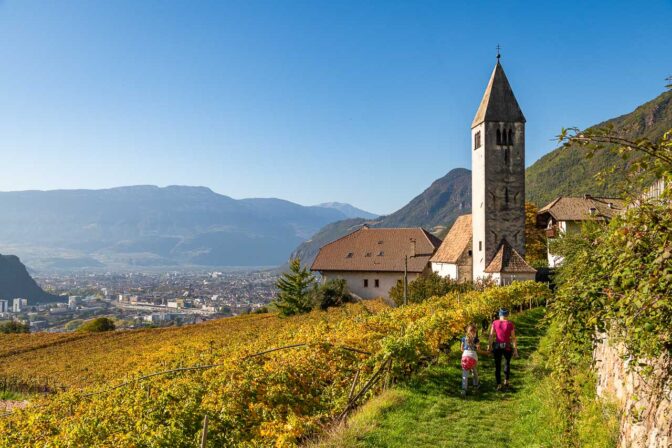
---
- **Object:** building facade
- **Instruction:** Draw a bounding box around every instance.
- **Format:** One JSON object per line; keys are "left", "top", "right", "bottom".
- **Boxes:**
{"left": 311, "top": 227, "right": 442, "bottom": 300}
{"left": 537, "top": 195, "right": 625, "bottom": 267}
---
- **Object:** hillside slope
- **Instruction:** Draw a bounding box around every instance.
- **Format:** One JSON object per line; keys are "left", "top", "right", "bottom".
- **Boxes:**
{"left": 526, "top": 89, "right": 672, "bottom": 206}
{"left": 292, "top": 168, "right": 471, "bottom": 266}
{"left": 0, "top": 283, "right": 546, "bottom": 447}
{"left": 0, "top": 186, "right": 348, "bottom": 270}
{"left": 0, "top": 254, "right": 60, "bottom": 304}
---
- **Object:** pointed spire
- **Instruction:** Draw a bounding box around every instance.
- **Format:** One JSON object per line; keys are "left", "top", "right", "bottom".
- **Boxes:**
{"left": 471, "top": 61, "right": 525, "bottom": 128}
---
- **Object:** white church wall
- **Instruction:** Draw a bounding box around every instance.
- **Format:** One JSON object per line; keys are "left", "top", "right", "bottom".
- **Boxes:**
{"left": 321, "top": 271, "right": 420, "bottom": 300}
{"left": 472, "top": 122, "right": 487, "bottom": 279}
{"left": 431, "top": 262, "right": 458, "bottom": 280}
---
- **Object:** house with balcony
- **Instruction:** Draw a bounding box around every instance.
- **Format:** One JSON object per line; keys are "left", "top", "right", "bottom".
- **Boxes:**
{"left": 536, "top": 195, "right": 625, "bottom": 267}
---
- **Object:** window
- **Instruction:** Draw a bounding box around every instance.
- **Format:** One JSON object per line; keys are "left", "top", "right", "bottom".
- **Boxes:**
{"left": 363, "top": 279, "right": 369, "bottom": 288}
{"left": 378, "top": 251, "right": 384, "bottom": 256}
{"left": 504, "top": 147, "right": 510, "bottom": 165}
{"left": 508, "top": 129, "right": 513, "bottom": 145}
{"left": 479, "top": 241, "right": 483, "bottom": 251}
{"left": 496, "top": 129, "right": 501, "bottom": 145}
{"left": 474, "top": 131, "right": 481, "bottom": 149}
{"left": 505, "top": 187, "right": 509, "bottom": 204}
{"left": 374, "top": 279, "right": 380, "bottom": 288}
{"left": 346, "top": 252, "right": 353, "bottom": 258}
{"left": 468, "top": 250, "right": 473, "bottom": 256}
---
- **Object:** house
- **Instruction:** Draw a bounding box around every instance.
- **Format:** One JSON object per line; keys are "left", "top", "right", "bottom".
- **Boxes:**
{"left": 430, "top": 214, "right": 473, "bottom": 282}
{"left": 310, "top": 226, "right": 442, "bottom": 299}
{"left": 536, "top": 195, "right": 625, "bottom": 267}
{"left": 432, "top": 56, "right": 536, "bottom": 285}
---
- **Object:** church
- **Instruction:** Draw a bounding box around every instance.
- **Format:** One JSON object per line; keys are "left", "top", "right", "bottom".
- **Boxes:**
{"left": 431, "top": 57, "right": 536, "bottom": 284}
{"left": 312, "top": 57, "right": 536, "bottom": 298}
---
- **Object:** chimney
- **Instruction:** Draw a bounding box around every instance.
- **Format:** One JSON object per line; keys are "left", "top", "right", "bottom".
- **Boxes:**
{"left": 410, "top": 238, "right": 416, "bottom": 257}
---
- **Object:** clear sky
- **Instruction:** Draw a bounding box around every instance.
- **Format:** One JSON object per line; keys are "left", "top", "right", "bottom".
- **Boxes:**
{"left": 0, "top": 1, "right": 670, "bottom": 215}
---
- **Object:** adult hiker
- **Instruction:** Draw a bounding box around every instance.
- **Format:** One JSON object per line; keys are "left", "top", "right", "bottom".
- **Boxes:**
{"left": 488, "top": 308, "right": 518, "bottom": 391}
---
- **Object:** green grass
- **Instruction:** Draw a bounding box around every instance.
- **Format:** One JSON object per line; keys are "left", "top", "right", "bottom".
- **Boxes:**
{"left": 0, "top": 390, "right": 28, "bottom": 401}
{"left": 313, "top": 308, "right": 555, "bottom": 448}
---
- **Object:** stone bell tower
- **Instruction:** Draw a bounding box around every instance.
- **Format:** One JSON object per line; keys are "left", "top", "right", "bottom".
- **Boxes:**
{"left": 471, "top": 57, "right": 528, "bottom": 280}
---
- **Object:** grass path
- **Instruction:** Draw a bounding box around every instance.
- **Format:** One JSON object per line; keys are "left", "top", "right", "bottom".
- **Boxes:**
{"left": 315, "top": 308, "right": 547, "bottom": 448}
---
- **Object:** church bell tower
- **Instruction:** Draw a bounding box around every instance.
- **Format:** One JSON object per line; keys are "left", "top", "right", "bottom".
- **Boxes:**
{"left": 471, "top": 57, "right": 527, "bottom": 280}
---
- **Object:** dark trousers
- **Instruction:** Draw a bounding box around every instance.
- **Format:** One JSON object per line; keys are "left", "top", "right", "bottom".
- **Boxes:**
{"left": 493, "top": 348, "right": 513, "bottom": 384}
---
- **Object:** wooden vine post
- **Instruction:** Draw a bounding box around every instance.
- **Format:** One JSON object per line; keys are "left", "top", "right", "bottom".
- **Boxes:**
{"left": 200, "top": 415, "right": 209, "bottom": 448}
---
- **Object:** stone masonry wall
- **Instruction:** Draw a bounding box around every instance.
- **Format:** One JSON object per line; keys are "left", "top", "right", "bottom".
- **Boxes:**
{"left": 593, "top": 333, "right": 671, "bottom": 448}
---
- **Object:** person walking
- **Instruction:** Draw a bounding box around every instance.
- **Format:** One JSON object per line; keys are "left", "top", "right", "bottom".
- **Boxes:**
{"left": 460, "top": 323, "right": 482, "bottom": 397}
{"left": 488, "top": 308, "right": 518, "bottom": 391}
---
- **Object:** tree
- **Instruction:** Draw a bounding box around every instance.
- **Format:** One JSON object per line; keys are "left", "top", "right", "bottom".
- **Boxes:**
{"left": 389, "top": 271, "right": 472, "bottom": 306}
{"left": 273, "top": 258, "right": 316, "bottom": 316}
{"left": 0, "top": 320, "right": 30, "bottom": 334}
{"left": 314, "top": 278, "right": 353, "bottom": 311}
{"left": 78, "top": 317, "right": 116, "bottom": 332}
{"left": 525, "top": 202, "right": 547, "bottom": 267}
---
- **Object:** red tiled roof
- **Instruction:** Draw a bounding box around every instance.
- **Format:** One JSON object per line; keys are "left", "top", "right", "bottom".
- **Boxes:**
{"left": 537, "top": 196, "right": 625, "bottom": 224}
{"left": 430, "top": 214, "right": 472, "bottom": 263}
{"left": 484, "top": 239, "right": 536, "bottom": 274}
{"left": 311, "top": 227, "right": 442, "bottom": 273}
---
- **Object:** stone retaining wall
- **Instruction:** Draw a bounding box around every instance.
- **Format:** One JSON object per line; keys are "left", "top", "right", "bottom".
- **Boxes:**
{"left": 593, "top": 333, "right": 671, "bottom": 448}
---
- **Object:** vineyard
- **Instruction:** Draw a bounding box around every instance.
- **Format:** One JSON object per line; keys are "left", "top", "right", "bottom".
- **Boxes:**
{"left": 0, "top": 282, "right": 550, "bottom": 447}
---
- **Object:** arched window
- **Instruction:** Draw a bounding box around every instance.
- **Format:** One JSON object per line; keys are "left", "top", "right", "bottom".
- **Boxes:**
{"left": 496, "top": 129, "right": 501, "bottom": 145}
{"left": 508, "top": 129, "right": 513, "bottom": 145}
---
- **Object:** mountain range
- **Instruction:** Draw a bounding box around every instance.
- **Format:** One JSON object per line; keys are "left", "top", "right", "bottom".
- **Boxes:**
{"left": 0, "top": 186, "right": 376, "bottom": 270}
{"left": 1, "top": 89, "right": 669, "bottom": 272}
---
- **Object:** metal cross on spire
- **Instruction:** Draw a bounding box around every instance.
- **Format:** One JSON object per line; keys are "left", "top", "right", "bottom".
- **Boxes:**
{"left": 496, "top": 44, "right": 501, "bottom": 60}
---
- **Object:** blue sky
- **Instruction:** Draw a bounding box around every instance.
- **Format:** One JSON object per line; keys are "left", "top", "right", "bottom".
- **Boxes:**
{"left": 0, "top": 1, "right": 670, "bottom": 215}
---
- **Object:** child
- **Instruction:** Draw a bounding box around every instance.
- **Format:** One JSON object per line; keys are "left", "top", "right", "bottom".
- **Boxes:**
{"left": 460, "top": 323, "right": 481, "bottom": 396}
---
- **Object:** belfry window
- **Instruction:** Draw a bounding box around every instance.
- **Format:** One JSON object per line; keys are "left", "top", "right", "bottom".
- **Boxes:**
{"left": 508, "top": 129, "right": 514, "bottom": 145}
{"left": 474, "top": 131, "right": 481, "bottom": 149}
{"left": 496, "top": 129, "right": 502, "bottom": 145}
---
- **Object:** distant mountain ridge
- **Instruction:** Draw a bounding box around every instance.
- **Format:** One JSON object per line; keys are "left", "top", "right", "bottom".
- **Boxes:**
{"left": 0, "top": 254, "right": 60, "bottom": 304}
{"left": 315, "top": 202, "right": 378, "bottom": 220}
{"left": 0, "top": 186, "right": 356, "bottom": 270}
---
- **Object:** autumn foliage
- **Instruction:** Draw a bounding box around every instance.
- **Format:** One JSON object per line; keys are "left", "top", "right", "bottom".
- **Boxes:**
{"left": 0, "top": 282, "right": 550, "bottom": 447}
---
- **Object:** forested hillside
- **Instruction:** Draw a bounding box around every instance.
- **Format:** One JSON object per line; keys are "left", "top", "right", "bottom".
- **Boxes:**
{"left": 526, "top": 90, "right": 672, "bottom": 206}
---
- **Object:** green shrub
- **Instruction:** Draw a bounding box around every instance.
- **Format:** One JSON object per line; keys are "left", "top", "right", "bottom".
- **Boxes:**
{"left": 78, "top": 317, "right": 116, "bottom": 333}
{"left": 314, "top": 279, "right": 354, "bottom": 311}
{"left": 0, "top": 320, "right": 30, "bottom": 334}
{"left": 388, "top": 271, "right": 473, "bottom": 306}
